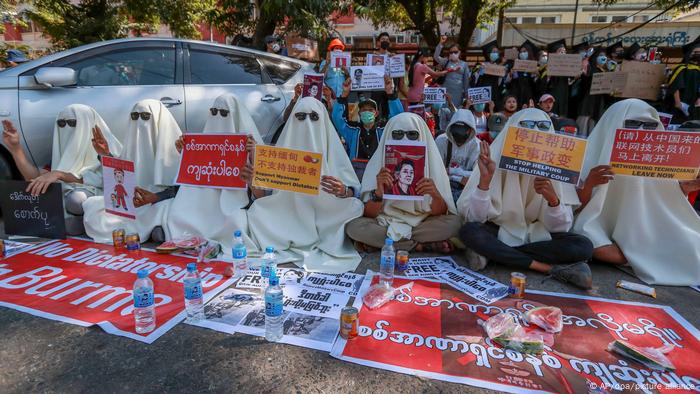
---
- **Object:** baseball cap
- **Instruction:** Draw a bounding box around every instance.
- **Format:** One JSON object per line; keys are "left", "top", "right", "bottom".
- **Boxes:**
{"left": 538, "top": 94, "right": 555, "bottom": 103}
{"left": 358, "top": 97, "right": 378, "bottom": 110}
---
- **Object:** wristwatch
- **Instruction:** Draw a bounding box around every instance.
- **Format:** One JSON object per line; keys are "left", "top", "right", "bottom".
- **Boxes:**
{"left": 370, "top": 189, "right": 383, "bottom": 202}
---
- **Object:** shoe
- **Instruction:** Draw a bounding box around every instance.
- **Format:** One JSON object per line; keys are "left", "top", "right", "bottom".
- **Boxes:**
{"left": 465, "top": 248, "right": 488, "bottom": 271}
{"left": 549, "top": 262, "right": 593, "bottom": 290}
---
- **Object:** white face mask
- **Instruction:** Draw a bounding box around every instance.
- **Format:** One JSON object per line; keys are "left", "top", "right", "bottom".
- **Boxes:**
{"left": 449, "top": 52, "right": 460, "bottom": 62}
{"left": 272, "top": 43, "right": 281, "bottom": 53}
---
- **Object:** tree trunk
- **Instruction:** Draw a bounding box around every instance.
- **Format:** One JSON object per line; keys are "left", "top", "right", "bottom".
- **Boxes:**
{"left": 396, "top": 0, "right": 439, "bottom": 47}
{"left": 457, "top": 0, "right": 482, "bottom": 48}
{"left": 252, "top": 1, "right": 278, "bottom": 50}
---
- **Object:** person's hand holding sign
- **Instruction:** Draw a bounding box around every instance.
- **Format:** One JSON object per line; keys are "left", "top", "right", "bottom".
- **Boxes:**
{"left": 577, "top": 165, "right": 614, "bottom": 208}
{"left": 477, "top": 140, "right": 496, "bottom": 191}
{"left": 246, "top": 135, "right": 256, "bottom": 163}
{"left": 133, "top": 187, "right": 158, "bottom": 208}
{"left": 341, "top": 77, "right": 351, "bottom": 98}
{"left": 321, "top": 175, "right": 351, "bottom": 198}
{"left": 26, "top": 171, "right": 61, "bottom": 196}
{"left": 91, "top": 126, "right": 112, "bottom": 157}
{"left": 384, "top": 75, "right": 394, "bottom": 95}
{"left": 534, "top": 177, "right": 560, "bottom": 207}
{"left": 175, "top": 136, "right": 185, "bottom": 154}
{"left": 375, "top": 167, "right": 394, "bottom": 199}
{"left": 417, "top": 178, "right": 448, "bottom": 215}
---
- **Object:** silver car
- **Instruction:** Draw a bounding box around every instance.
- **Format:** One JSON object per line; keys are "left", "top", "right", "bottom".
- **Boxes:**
{"left": 0, "top": 38, "right": 313, "bottom": 179}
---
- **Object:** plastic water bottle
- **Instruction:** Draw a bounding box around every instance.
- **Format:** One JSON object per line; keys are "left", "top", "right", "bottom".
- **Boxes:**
{"left": 183, "top": 263, "right": 204, "bottom": 321}
{"left": 133, "top": 269, "right": 155, "bottom": 334}
{"left": 260, "top": 246, "right": 277, "bottom": 285}
{"left": 265, "top": 271, "right": 284, "bottom": 342}
{"left": 232, "top": 230, "right": 248, "bottom": 277}
{"left": 380, "top": 238, "right": 395, "bottom": 288}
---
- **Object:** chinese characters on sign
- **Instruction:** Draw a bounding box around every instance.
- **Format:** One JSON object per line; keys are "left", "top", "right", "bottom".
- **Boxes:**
{"left": 175, "top": 133, "right": 248, "bottom": 189}
{"left": 252, "top": 145, "right": 323, "bottom": 195}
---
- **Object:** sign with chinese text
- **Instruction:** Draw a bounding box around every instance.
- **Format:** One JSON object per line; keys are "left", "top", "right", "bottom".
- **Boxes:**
{"left": 609, "top": 129, "right": 700, "bottom": 180}
{"left": 175, "top": 133, "right": 248, "bottom": 190}
{"left": 423, "top": 87, "right": 446, "bottom": 104}
{"left": 252, "top": 145, "right": 322, "bottom": 195}
{"left": 547, "top": 54, "right": 583, "bottom": 77}
{"left": 499, "top": 127, "right": 587, "bottom": 184}
{"left": 102, "top": 157, "right": 136, "bottom": 220}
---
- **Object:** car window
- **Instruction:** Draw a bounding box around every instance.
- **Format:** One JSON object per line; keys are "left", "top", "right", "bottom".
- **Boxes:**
{"left": 259, "top": 56, "right": 301, "bottom": 84}
{"left": 189, "top": 49, "right": 261, "bottom": 84}
{"left": 62, "top": 47, "right": 176, "bottom": 86}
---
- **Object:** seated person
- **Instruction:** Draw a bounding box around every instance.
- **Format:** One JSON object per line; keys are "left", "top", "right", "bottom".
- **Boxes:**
{"left": 435, "top": 109, "right": 481, "bottom": 202}
{"left": 2, "top": 104, "right": 122, "bottom": 235}
{"left": 499, "top": 95, "right": 519, "bottom": 120}
{"left": 83, "top": 99, "right": 182, "bottom": 244}
{"left": 332, "top": 75, "right": 403, "bottom": 161}
{"left": 457, "top": 108, "right": 594, "bottom": 289}
{"left": 574, "top": 99, "right": 700, "bottom": 286}
{"left": 346, "top": 112, "right": 461, "bottom": 253}
{"left": 538, "top": 94, "right": 558, "bottom": 119}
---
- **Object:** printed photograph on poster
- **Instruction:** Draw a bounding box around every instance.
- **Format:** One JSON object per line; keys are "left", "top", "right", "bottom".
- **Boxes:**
{"left": 423, "top": 87, "right": 446, "bottom": 104}
{"left": 302, "top": 73, "right": 324, "bottom": 101}
{"left": 235, "top": 268, "right": 306, "bottom": 290}
{"left": 350, "top": 66, "right": 385, "bottom": 91}
{"left": 283, "top": 313, "right": 338, "bottom": 344}
{"left": 467, "top": 86, "right": 491, "bottom": 105}
{"left": 174, "top": 133, "right": 248, "bottom": 190}
{"left": 201, "top": 288, "right": 262, "bottom": 330}
{"left": 0, "top": 180, "right": 66, "bottom": 239}
{"left": 389, "top": 54, "right": 406, "bottom": 77}
{"left": 330, "top": 51, "right": 351, "bottom": 69}
{"left": 383, "top": 140, "right": 427, "bottom": 201}
{"left": 366, "top": 53, "right": 387, "bottom": 67}
{"left": 407, "top": 104, "right": 425, "bottom": 119}
{"left": 102, "top": 156, "right": 137, "bottom": 220}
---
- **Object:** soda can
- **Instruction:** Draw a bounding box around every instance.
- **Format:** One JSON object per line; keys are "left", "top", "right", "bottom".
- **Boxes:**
{"left": 509, "top": 272, "right": 527, "bottom": 298}
{"left": 396, "top": 250, "right": 409, "bottom": 272}
{"left": 340, "top": 306, "right": 358, "bottom": 340}
{"left": 125, "top": 233, "right": 140, "bottom": 251}
{"left": 112, "top": 229, "right": 126, "bottom": 248}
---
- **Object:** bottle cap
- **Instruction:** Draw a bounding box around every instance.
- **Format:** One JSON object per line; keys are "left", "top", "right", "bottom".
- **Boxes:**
{"left": 385, "top": 238, "right": 393, "bottom": 245}
{"left": 137, "top": 269, "right": 149, "bottom": 278}
{"left": 186, "top": 263, "right": 197, "bottom": 272}
{"left": 234, "top": 230, "right": 242, "bottom": 237}
{"left": 266, "top": 246, "right": 275, "bottom": 253}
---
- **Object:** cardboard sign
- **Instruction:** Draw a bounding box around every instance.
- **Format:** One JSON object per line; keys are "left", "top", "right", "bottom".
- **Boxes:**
{"left": 0, "top": 180, "right": 66, "bottom": 239}
{"left": 175, "top": 133, "right": 248, "bottom": 189}
{"left": 332, "top": 273, "right": 700, "bottom": 393}
{"left": 468, "top": 86, "right": 492, "bottom": 105}
{"left": 608, "top": 128, "right": 700, "bottom": 180}
{"left": 252, "top": 145, "right": 322, "bottom": 195}
{"left": 547, "top": 53, "right": 583, "bottom": 77}
{"left": 302, "top": 73, "right": 324, "bottom": 101}
{"left": 286, "top": 34, "right": 319, "bottom": 61}
{"left": 504, "top": 47, "right": 519, "bottom": 61}
{"left": 350, "top": 66, "right": 385, "bottom": 91}
{"left": 499, "top": 126, "right": 588, "bottom": 184}
{"left": 423, "top": 87, "right": 446, "bottom": 104}
{"left": 589, "top": 72, "right": 627, "bottom": 95}
{"left": 482, "top": 63, "right": 506, "bottom": 77}
{"left": 330, "top": 51, "right": 351, "bottom": 69}
{"left": 102, "top": 157, "right": 136, "bottom": 220}
{"left": 0, "top": 238, "right": 234, "bottom": 343}
{"left": 383, "top": 140, "right": 427, "bottom": 201}
{"left": 389, "top": 54, "right": 406, "bottom": 77}
{"left": 618, "top": 61, "right": 665, "bottom": 101}
{"left": 512, "top": 59, "right": 538, "bottom": 73}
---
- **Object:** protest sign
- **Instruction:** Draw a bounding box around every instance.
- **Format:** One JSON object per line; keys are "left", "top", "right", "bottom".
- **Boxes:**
{"left": 499, "top": 126, "right": 588, "bottom": 184}
{"left": 302, "top": 272, "right": 364, "bottom": 297}
{"left": 407, "top": 104, "right": 426, "bottom": 119}
{"left": 589, "top": 72, "right": 627, "bottom": 95}
{"left": 547, "top": 54, "right": 583, "bottom": 77}
{"left": 403, "top": 256, "right": 454, "bottom": 279}
{"left": 437, "top": 264, "right": 509, "bottom": 304}
{"left": 102, "top": 157, "right": 136, "bottom": 220}
{"left": 253, "top": 145, "right": 322, "bottom": 195}
{"left": 332, "top": 273, "right": 700, "bottom": 393}
{"left": 286, "top": 35, "right": 319, "bottom": 61}
{"left": 423, "top": 87, "right": 446, "bottom": 104}
{"left": 483, "top": 63, "right": 506, "bottom": 77}
{"left": 283, "top": 285, "right": 348, "bottom": 319}
{"left": 366, "top": 53, "right": 387, "bottom": 67}
{"left": 618, "top": 61, "right": 665, "bottom": 101}
{"left": 302, "top": 73, "right": 324, "bottom": 101}
{"left": 174, "top": 134, "right": 247, "bottom": 190}
{"left": 512, "top": 59, "right": 538, "bottom": 73}
{"left": 234, "top": 267, "right": 306, "bottom": 290}
{"left": 504, "top": 48, "right": 519, "bottom": 61}
{"left": 0, "top": 238, "right": 233, "bottom": 343}
{"left": 658, "top": 112, "right": 673, "bottom": 129}
{"left": 350, "top": 66, "right": 385, "bottom": 91}
{"left": 383, "top": 140, "right": 427, "bottom": 201}
{"left": 0, "top": 180, "right": 66, "bottom": 239}
{"left": 609, "top": 129, "right": 700, "bottom": 180}
{"left": 389, "top": 54, "right": 406, "bottom": 77}
{"left": 468, "top": 86, "right": 492, "bottom": 105}
{"left": 330, "top": 51, "right": 351, "bottom": 69}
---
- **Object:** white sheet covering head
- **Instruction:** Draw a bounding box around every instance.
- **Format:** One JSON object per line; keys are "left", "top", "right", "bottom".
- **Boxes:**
{"left": 573, "top": 99, "right": 700, "bottom": 285}
{"left": 167, "top": 93, "right": 263, "bottom": 253}
{"left": 51, "top": 104, "right": 122, "bottom": 188}
{"left": 248, "top": 97, "right": 363, "bottom": 273}
{"left": 361, "top": 112, "right": 457, "bottom": 241}
{"left": 457, "top": 108, "right": 580, "bottom": 246}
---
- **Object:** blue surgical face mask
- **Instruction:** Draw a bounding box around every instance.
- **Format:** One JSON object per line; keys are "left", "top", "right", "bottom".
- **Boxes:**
{"left": 360, "top": 111, "right": 376, "bottom": 125}
{"left": 538, "top": 56, "right": 548, "bottom": 66}
{"left": 597, "top": 55, "right": 607, "bottom": 65}
{"left": 489, "top": 52, "right": 500, "bottom": 62}
{"left": 519, "top": 51, "right": 529, "bottom": 60}
{"left": 474, "top": 103, "right": 486, "bottom": 112}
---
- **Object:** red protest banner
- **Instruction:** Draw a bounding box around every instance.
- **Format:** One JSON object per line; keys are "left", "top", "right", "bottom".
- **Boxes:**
{"left": 0, "top": 238, "right": 233, "bottom": 343}
{"left": 332, "top": 274, "right": 700, "bottom": 393}
{"left": 175, "top": 133, "right": 248, "bottom": 189}
{"left": 609, "top": 129, "right": 700, "bottom": 180}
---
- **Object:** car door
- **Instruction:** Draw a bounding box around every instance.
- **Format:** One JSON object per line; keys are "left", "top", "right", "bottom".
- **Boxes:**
{"left": 18, "top": 40, "right": 185, "bottom": 167}
{"left": 183, "top": 43, "right": 286, "bottom": 140}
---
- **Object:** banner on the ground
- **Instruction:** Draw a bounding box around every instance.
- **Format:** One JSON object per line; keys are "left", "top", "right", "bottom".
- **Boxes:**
{"left": 234, "top": 268, "right": 363, "bottom": 297}
{"left": 389, "top": 54, "right": 406, "bottom": 77}
{"left": 468, "top": 86, "right": 492, "bottom": 105}
{"left": 383, "top": 140, "right": 427, "bottom": 201}
{"left": 547, "top": 54, "right": 583, "bottom": 77}
{"left": 0, "top": 180, "right": 66, "bottom": 239}
{"left": 513, "top": 59, "right": 538, "bottom": 73}
{"left": 302, "top": 73, "right": 324, "bottom": 101}
{"left": 483, "top": 63, "right": 506, "bottom": 77}
{"left": 332, "top": 273, "right": 700, "bottom": 393}
{"left": 423, "top": 87, "right": 446, "bottom": 104}
{"left": 0, "top": 241, "right": 33, "bottom": 259}
{"left": 350, "top": 66, "right": 385, "bottom": 91}
{"left": 175, "top": 134, "right": 248, "bottom": 190}
{"left": 103, "top": 157, "right": 137, "bottom": 220}
{"left": 253, "top": 145, "right": 322, "bottom": 195}
{"left": 330, "top": 52, "right": 351, "bottom": 69}
{"left": 0, "top": 238, "right": 233, "bottom": 343}
{"left": 437, "top": 264, "right": 509, "bottom": 304}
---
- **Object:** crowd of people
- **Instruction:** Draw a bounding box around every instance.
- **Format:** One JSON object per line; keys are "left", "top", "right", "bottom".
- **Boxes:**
{"left": 3, "top": 33, "right": 700, "bottom": 293}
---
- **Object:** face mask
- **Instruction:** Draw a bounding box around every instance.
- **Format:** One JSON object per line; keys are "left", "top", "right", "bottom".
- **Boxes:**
{"left": 489, "top": 131, "right": 499, "bottom": 139}
{"left": 449, "top": 53, "right": 460, "bottom": 62}
{"left": 474, "top": 103, "right": 485, "bottom": 112}
{"left": 538, "top": 56, "right": 548, "bottom": 66}
{"left": 597, "top": 55, "right": 607, "bottom": 65}
{"left": 519, "top": 52, "right": 529, "bottom": 60}
{"left": 489, "top": 52, "right": 500, "bottom": 62}
{"left": 333, "top": 48, "right": 342, "bottom": 53}
{"left": 450, "top": 124, "right": 471, "bottom": 144}
{"left": 380, "top": 41, "right": 390, "bottom": 50}
{"left": 272, "top": 43, "right": 281, "bottom": 53}
{"left": 360, "top": 111, "right": 376, "bottom": 125}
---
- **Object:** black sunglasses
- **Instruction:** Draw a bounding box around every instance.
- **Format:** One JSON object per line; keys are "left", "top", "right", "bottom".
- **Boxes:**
{"left": 624, "top": 119, "right": 658, "bottom": 130}
{"left": 295, "top": 111, "right": 319, "bottom": 121}
{"left": 519, "top": 120, "right": 551, "bottom": 131}
{"left": 210, "top": 108, "right": 229, "bottom": 117}
{"left": 392, "top": 129, "right": 420, "bottom": 141}
{"left": 56, "top": 119, "right": 76, "bottom": 128}
{"left": 130, "top": 112, "right": 151, "bottom": 121}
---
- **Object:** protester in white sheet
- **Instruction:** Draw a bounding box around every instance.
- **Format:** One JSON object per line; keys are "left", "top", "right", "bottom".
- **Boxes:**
{"left": 2, "top": 104, "right": 122, "bottom": 235}
{"left": 573, "top": 99, "right": 700, "bottom": 286}
{"left": 83, "top": 99, "right": 181, "bottom": 243}
{"left": 167, "top": 93, "right": 263, "bottom": 253}
{"left": 247, "top": 97, "right": 363, "bottom": 273}
{"left": 346, "top": 112, "right": 460, "bottom": 253}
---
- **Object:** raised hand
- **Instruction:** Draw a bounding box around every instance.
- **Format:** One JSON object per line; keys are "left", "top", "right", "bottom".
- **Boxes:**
{"left": 477, "top": 140, "right": 496, "bottom": 190}
{"left": 175, "top": 136, "right": 185, "bottom": 154}
{"left": 534, "top": 177, "right": 560, "bottom": 206}
{"left": 91, "top": 126, "right": 111, "bottom": 157}
{"left": 2, "top": 120, "right": 21, "bottom": 153}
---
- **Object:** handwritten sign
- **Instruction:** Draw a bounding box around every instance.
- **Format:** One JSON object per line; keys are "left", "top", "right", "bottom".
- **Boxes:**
{"left": 389, "top": 54, "right": 406, "bottom": 77}
{"left": 350, "top": 66, "right": 385, "bottom": 91}
{"left": 482, "top": 63, "right": 506, "bottom": 77}
{"left": 330, "top": 51, "right": 351, "bottom": 68}
{"left": 609, "top": 128, "right": 700, "bottom": 180}
{"left": 499, "top": 126, "right": 588, "bottom": 184}
{"left": 0, "top": 180, "right": 66, "bottom": 239}
{"left": 253, "top": 145, "right": 322, "bottom": 195}
{"left": 504, "top": 48, "right": 519, "bottom": 61}
{"left": 423, "top": 87, "right": 446, "bottom": 104}
{"left": 513, "top": 59, "right": 538, "bottom": 73}
{"left": 618, "top": 61, "right": 665, "bottom": 101}
{"left": 468, "top": 86, "right": 492, "bottom": 105}
{"left": 175, "top": 133, "right": 248, "bottom": 189}
{"left": 547, "top": 54, "right": 583, "bottom": 77}
{"left": 102, "top": 157, "right": 137, "bottom": 220}
{"left": 589, "top": 72, "right": 627, "bottom": 95}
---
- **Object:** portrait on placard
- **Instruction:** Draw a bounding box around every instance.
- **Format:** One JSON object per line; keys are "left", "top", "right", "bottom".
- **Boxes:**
{"left": 384, "top": 141, "right": 427, "bottom": 201}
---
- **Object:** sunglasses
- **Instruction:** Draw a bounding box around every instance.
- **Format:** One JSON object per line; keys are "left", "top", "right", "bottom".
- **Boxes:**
{"left": 130, "top": 112, "right": 151, "bottom": 121}
{"left": 56, "top": 119, "right": 76, "bottom": 128}
{"left": 392, "top": 129, "right": 420, "bottom": 140}
{"left": 624, "top": 119, "right": 658, "bottom": 130}
{"left": 210, "top": 108, "right": 229, "bottom": 117}
{"left": 519, "top": 120, "right": 551, "bottom": 131}
{"left": 449, "top": 51, "right": 460, "bottom": 54}
{"left": 294, "top": 111, "right": 319, "bottom": 121}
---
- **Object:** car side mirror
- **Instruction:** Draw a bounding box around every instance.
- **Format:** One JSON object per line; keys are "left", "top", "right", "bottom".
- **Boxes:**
{"left": 34, "top": 67, "right": 77, "bottom": 88}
